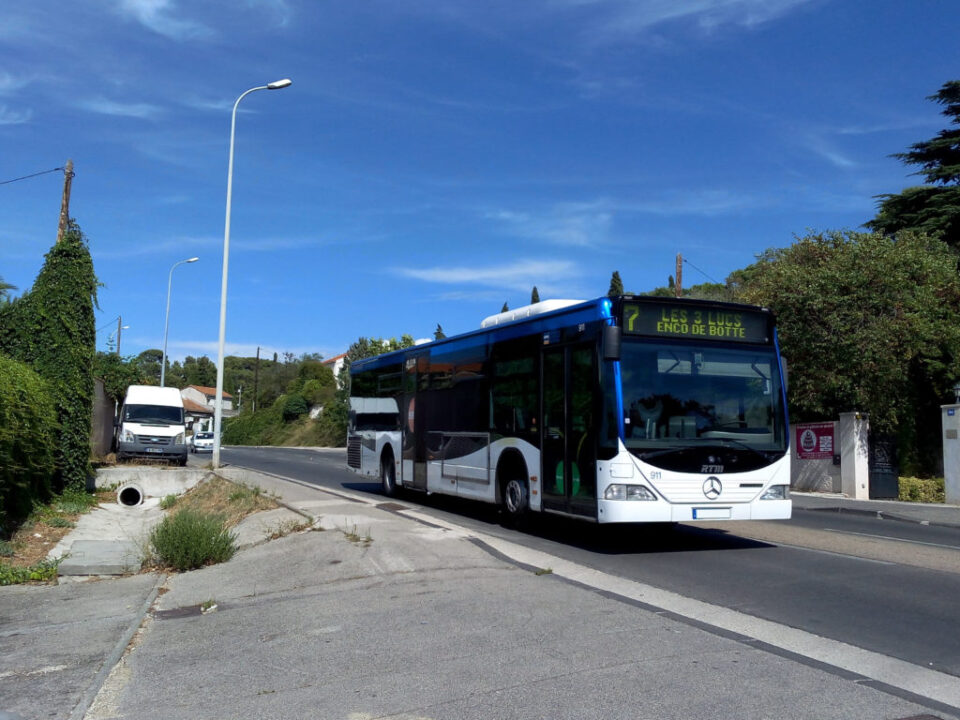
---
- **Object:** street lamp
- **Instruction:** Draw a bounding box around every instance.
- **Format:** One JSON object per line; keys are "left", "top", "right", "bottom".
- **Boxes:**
{"left": 161, "top": 256, "right": 199, "bottom": 387}
{"left": 213, "top": 78, "right": 292, "bottom": 468}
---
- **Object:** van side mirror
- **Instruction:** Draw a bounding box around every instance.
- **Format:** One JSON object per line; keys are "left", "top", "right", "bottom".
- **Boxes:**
{"left": 603, "top": 325, "right": 621, "bottom": 361}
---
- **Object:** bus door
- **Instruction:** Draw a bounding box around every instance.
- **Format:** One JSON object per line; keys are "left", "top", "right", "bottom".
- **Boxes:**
{"left": 541, "top": 343, "right": 598, "bottom": 518}
{"left": 402, "top": 351, "right": 429, "bottom": 491}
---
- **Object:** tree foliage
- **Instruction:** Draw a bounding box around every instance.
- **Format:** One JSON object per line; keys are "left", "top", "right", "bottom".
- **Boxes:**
{"left": 868, "top": 80, "right": 960, "bottom": 247}
{"left": 734, "top": 231, "right": 960, "bottom": 473}
{"left": 531, "top": 286, "right": 540, "bottom": 304}
{"left": 93, "top": 352, "right": 148, "bottom": 403}
{"left": 607, "top": 271, "right": 624, "bottom": 297}
{"left": 0, "top": 222, "right": 97, "bottom": 490}
{"left": 0, "top": 355, "right": 57, "bottom": 530}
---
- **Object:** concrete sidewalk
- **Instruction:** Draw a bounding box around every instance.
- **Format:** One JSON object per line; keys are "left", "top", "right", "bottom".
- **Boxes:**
{"left": 792, "top": 490, "right": 960, "bottom": 528}
{"left": 2, "top": 467, "right": 958, "bottom": 719}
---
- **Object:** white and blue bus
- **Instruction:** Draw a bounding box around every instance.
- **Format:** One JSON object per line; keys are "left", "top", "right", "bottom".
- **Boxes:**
{"left": 347, "top": 296, "right": 791, "bottom": 524}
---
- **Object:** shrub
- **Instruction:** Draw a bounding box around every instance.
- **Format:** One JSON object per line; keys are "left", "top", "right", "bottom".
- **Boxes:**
{"left": 0, "top": 354, "right": 57, "bottom": 530}
{"left": 149, "top": 509, "right": 236, "bottom": 571}
{"left": 898, "top": 476, "right": 945, "bottom": 504}
{"left": 282, "top": 393, "right": 309, "bottom": 421}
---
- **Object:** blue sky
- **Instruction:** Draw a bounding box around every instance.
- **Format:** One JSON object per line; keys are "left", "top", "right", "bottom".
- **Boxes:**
{"left": 1, "top": 1, "right": 957, "bottom": 363}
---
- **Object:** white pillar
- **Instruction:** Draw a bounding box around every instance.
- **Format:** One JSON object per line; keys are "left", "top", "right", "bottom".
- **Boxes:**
{"left": 942, "top": 405, "right": 960, "bottom": 504}
{"left": 839, "top": 411, "right": 869, "bottom": 499}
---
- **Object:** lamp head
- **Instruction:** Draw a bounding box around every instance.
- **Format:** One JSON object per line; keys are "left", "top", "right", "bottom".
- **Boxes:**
{"left": 267, "top": 78, "right": 292, "bottom": 90}
{"left": 187, "top": 257, "right": 199, "bottom": 263}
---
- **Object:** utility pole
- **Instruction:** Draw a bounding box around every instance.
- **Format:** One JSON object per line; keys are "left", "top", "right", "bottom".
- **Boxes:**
{"left": 56, "top": 160, "right": 75, "bottom": 243}
{"left": 116, "top": 315, "right": 123, "bottom": 356}
{"left": 675, "top": 253, "right": 683, "bottom": 298}
{"left": 253, "top": 346, "right": 260, "bottom": 413}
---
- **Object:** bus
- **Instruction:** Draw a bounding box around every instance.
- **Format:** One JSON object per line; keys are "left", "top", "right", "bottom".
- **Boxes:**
{"left": 347, "top": 295, "right": 791, "bottom": 524}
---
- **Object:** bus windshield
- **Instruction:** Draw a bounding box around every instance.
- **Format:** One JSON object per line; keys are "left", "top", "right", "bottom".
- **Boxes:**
{"left": 618, "top": 340, "right": 786, "bottom": 465}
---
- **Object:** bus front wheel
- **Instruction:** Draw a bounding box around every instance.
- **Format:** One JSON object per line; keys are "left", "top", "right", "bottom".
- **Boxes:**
{"left": 381, "top": 455, "right": 398, "bottom": 497}
{"left": 502, "top": 477, "right": 528, "bottom": 522}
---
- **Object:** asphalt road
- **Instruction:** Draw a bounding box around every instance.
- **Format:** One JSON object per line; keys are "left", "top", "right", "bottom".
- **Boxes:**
{"left": 220, "top": 446, "right": 960, "bottom": 679}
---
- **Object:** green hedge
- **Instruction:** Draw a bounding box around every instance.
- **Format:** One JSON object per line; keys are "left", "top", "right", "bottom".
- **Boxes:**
{"left": 0, "top": 223, "right": 96, "bottom": 491}
{"left": 0, "top": 355, "right": 57, "bottom": 531}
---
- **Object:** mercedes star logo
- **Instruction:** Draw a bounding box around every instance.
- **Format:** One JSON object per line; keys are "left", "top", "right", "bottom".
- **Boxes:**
{"left": 703, "top": 476, "right": 722, "bottom": 500}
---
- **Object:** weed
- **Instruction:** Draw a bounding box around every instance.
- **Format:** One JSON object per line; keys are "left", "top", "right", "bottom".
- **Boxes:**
{"left": 535, "top": 567, "right": 553, "bottom": 576}
{"left": 341, "top": 523, "right": 373, "bottom": 548}
{"left": 46, "top": 516, "right": 75, "bottom": 529}
{"left": 0, "top": 540, "right": 14, "bottom": 557}
{"left": 149, "top": 509, "right": 236, "bottom": 571}
{"left": 159, "top": 494, "right": 178, "bottom": 510}
{"left": 266, "top": 519, "right": 313, "bottom": 540}
{"left": 0, "top": 558, "right": 60, "bottom": 586}
{"left": 201, "top": 598, "right": 218, "bottom": 613}
{"left": 54, "top": 488, "right": 99, "bottom": 515}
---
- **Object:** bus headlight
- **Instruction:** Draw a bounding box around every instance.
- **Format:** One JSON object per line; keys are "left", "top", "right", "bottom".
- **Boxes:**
{"left": 760, "top": 485, "right": 790, "bottom": 500}
{"left": 604, "top": 484, "right": 657, "bottom": 501}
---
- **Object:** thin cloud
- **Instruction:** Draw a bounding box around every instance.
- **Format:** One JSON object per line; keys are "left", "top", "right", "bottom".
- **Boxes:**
{"left": 394, "top": 258, "right": 578, "bottom": 294}
{"left": 0, "top": 104, "right": 31, "bottom": 125}
{"left": 0, "top": 71, "right": 31, "bottom": 95}
{"left": 569, "top": 0, "right": 817, "bottom": 46}
{"left": 115, "top": 0, "right": 212, "bottom": 40}
{"left": 77, "top": 97, "right": 163, "bottom": 119}
{"left": 488, "top": 203, "right": 613, "bottom": 247}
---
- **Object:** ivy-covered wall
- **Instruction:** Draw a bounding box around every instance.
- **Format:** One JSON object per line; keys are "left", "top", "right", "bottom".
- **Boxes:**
{"left": 0, "top": 221, "right": 97, "bottom": 492}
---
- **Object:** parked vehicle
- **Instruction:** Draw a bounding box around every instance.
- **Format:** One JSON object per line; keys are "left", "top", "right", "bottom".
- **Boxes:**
{"left": 116, "top": 385, "right": 187, "bottom": 465}
{"left": 191, "top": 431, "right": 214, "bottom": 453}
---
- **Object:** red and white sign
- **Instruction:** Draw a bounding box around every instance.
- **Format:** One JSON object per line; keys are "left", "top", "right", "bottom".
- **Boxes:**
{"left": 796, "top": 422, "right": 834, "bottom": 460}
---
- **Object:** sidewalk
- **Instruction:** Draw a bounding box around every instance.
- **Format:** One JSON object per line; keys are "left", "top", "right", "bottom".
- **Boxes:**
{"left": 791, "top": 490, "right": 960, "bottom": 528}
{"left": 1, "top": 468, "right": 958, "bottom": 720}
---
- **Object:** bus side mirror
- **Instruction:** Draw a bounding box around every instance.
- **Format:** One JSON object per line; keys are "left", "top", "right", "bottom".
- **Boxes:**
{"left": 603, "top": 325, "right": 621, "bottom": 361}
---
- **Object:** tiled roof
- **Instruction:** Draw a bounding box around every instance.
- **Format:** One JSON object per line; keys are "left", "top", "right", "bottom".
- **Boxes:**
{"left": 183, "top": 397, "right": 213, "bottom": 415}
{"left": 187, "top": 385, "right": 233, "bottom": 399}
{"left": 322, "top": 353, "right": 347, "bottom": 364}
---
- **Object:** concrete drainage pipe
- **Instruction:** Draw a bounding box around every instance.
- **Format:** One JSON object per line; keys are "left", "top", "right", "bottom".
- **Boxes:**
{"left": 117, "top": 483, "right": 144, "bottom": 507}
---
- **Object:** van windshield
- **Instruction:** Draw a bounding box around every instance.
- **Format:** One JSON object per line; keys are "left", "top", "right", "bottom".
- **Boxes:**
{"left": 123, "top": 404, "right": 184, "bottom": 425}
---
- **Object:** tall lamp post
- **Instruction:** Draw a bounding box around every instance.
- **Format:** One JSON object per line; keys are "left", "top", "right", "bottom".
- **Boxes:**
{"left": 213, "top": 78, "right": 292, "bottom": 469}
{"left": 161, "top": 256, "right": 199, "bottom": 387}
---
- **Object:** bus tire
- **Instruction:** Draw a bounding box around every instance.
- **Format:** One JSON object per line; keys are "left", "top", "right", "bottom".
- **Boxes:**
{"left": 381, "top": 453, "right": 398, "bottom": 497}
{"left": 502, "top": 476, "right": 528, "bottom": 523}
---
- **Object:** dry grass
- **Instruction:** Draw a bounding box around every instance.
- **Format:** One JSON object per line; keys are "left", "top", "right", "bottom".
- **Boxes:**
{"left": 170, "top": 476, "right": 279, "bottom": 528}
{"left": 4, "top": 488, "right": 114, "bottom": 569}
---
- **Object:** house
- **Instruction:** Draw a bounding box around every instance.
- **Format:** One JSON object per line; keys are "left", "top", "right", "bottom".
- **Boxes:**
{"left": 323, "top": 352, "right": 348, "bottom": 380}
{"left": 181, "top": 385, "right": 234, "bottom": 431}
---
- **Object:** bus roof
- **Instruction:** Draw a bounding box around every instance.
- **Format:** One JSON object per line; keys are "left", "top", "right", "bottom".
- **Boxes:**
{"left": 350, "top": 295, "right": 773, "bottom": 374}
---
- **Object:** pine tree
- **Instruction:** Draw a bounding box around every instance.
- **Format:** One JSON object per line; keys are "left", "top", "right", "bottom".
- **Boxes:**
{"left": 607, "top": 271, "right": 623, "bottom": 297}
{"left": 434, "top": 324, "right": 446, "bottom": 340}
{"left": 868, "top": 80, "right": 960, "bottom": 248}
{"left": 531, "top": 286, "right": 540, "bottom": 304}
{"left": 501, "top": 301, "right": 509, "bottom": 313}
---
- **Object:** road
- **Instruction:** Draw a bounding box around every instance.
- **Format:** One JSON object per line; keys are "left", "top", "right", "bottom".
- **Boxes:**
{"left": 220, "top": 445, "right": 960, "bottom": 682}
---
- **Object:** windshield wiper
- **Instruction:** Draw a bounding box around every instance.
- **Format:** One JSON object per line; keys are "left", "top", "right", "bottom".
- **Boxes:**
{"left": 701, "top": 437, "right": 775, "bottom": 461}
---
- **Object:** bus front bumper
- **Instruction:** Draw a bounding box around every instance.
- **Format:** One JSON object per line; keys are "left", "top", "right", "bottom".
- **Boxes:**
{"left": 597, "top": 498, "right": 792, "bottom": 523}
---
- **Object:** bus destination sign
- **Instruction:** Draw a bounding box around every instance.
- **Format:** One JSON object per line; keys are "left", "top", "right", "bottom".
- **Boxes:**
{"left": 622, "top": 301, "right": 769, "bottom": 343}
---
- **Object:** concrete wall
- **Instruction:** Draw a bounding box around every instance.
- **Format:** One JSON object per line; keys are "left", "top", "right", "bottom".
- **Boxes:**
{"left": 790, "top": 414, "right": 870, "bottom": 499}
{"left": 90, "top": 378, "right": 116, "bottom": 459}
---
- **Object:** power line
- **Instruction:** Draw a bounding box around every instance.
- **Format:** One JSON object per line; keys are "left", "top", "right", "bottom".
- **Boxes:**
{"left": 0, "top": 167, "right": 65, "bottom": 186}
{"left": 682, "top": 257, "right": 720, "bottom": 285}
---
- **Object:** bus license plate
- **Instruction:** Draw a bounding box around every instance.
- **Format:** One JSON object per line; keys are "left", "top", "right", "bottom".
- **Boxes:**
{"left": 693, "top": 507, "right": 731, "bottom": 520}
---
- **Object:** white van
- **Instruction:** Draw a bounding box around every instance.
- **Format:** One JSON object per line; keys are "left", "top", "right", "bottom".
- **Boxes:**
{"left": 116, "top": 385, "right": 188, "bottom": 465}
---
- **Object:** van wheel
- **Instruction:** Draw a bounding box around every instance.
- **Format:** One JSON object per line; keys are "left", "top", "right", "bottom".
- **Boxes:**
{"left": 381, "top": 455, "right": 398, "bottom": 497}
